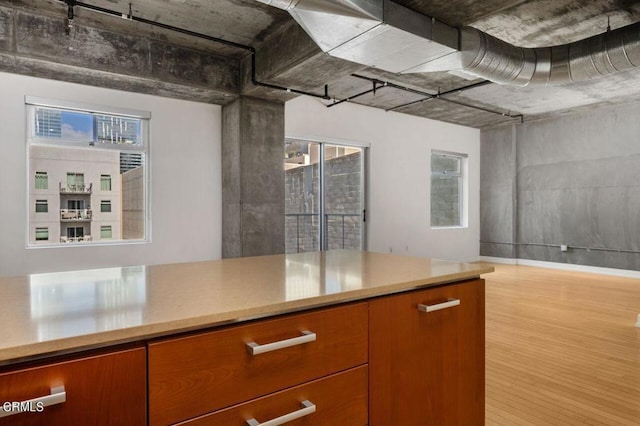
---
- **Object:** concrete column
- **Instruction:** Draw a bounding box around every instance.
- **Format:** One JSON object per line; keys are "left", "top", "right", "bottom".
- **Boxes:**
{"left": 222, "top": 96, "right": 285, "bottom": 258}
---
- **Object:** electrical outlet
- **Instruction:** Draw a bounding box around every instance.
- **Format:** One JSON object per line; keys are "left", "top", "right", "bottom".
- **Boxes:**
{"left": 560, "top": 244, "right": 568, "bottom": 252}
{"left": 636, "top": 314, "right": 640, "bottom": 328}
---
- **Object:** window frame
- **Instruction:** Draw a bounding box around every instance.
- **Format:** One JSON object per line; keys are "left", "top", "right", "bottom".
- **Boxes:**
{"left": 35, "top": 199, "right": 48, "bottom": 213}
{"left": 430, "top": 150, "right": 468, "bottom": 229}
{"left": 66, "top": 226, "right": 84, "bottom": 238}
{"left": 100, "top": 225, "right": 113, "bottom": 239}
{"left": 101, "top": 174, "right": 112, "bottom": 191}
{"left": 35, "top": 227, "right": 49, "bottom": 241}
{"left": 100, "top": 200, "right": 112, "bottom": 213}
{"left": 35, "top": 171, "right": 48, "bottom": 190}
{"left": 25, "top": 96, "right": 151, "bottom": 248}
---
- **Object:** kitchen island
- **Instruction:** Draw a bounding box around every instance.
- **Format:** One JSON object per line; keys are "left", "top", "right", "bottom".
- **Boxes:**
{"left": 0, "top": 250, "right": 492, "bottom": 425}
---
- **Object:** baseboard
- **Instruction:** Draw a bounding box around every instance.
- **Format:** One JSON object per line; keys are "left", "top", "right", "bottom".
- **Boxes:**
{"left": 477, "top": 256, "right": 640, "bottom": 279}
{"left": 477, "top": 256, "right": 517, "bottom": 265}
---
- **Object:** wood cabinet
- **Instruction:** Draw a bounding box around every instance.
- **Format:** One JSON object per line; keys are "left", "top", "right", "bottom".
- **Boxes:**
{"left": 148, "top": 303, "right": 368, "bottom": 425}
{"left": 179, "top": 366, "right": 368, "bottom": 425}
{"left": 0, "top": 278, "right": 485, "bottom": 426}
{"left": 0, "top": 347, "right": 146, "bottom": 425}
{"left": 369, "top": 279, "right": 485, "bottom": 425}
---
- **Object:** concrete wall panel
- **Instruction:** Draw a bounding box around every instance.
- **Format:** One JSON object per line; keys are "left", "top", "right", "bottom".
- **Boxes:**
{"left": 482, "top": 101, "right": 640, "bottom": 270}
{"left": 480, "top": 125, "right": 515, "bottom": 258}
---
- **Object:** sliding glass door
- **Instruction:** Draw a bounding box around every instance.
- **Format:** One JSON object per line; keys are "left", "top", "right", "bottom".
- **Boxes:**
{"left": 284, "top": 139, "right": 366, "bottom": 253}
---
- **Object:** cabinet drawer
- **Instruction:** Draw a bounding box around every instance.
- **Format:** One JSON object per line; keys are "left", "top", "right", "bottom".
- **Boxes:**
{"left": 149, "top": 302, "right": 368, "bottom": 425}
{"left": 0, "top": 347, "right": 146, "bottom": 426}
{"left": 179, "top": 365, "right": 368, "bottom": 426}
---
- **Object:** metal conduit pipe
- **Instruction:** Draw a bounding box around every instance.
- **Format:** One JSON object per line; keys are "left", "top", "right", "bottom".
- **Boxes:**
{"left": 480, "top": 241, "right": 640, "bottom": 254}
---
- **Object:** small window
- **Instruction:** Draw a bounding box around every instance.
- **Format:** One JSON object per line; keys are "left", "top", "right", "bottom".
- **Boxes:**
{"left": 100, "top": 226, "right": 112, "bottom": 239}
{"left": 35, "top": 227, "right": 49, "bottom": 241}
{"left": 35, "top": 199, "right": 48, "bottom": 213}
{"left": 101, "top": 200, "right": 112, "bottom": 213}
{"left": 35, "top": 172, "right": 48, "bottom": 190}
{"left": 101, "top": 174, "right": 112, "bottom": 191}
{"left": 431, "top": 151, "right": 466, "bottom": 228}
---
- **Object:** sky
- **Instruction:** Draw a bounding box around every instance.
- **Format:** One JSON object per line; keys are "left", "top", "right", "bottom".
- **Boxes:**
{"left": 61, "top": 111, "right": 93, "bottom": 141}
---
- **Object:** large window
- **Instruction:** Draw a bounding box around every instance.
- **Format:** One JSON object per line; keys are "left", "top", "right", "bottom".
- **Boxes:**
{"left": 431, "top": 151, "right": 466, "bottom": 228}
{"left": 27, "top": 97, "right": 149, "bottom": 246}
{"left": 284, "top": 138, "right": 367, "bottom": 253}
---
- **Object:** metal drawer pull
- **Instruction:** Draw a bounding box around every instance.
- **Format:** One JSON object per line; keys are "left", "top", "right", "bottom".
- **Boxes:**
{"left": 246, "top": 400, "right": 316, "bottom": 426}
{"left": 0, "top": 386, "right": 66, "bottom": 418}
{"left": 246, "top": 330, "right": 316, "bottom": 355}
{"left": 418, "top": 298, "right": 461, "bottom": 313}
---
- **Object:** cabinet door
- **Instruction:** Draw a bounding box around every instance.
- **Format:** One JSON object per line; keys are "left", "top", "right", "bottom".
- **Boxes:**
{"left": 369, "top": 279, "right": 485, "bottom": 426}
{"left": 0, "top": 347, "right": 146, "bottom": 426}
{"left": 179, "top": 366, "right": 368, "bottom": 426}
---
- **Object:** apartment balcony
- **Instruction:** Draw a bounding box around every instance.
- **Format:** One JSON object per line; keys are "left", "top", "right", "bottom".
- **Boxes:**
{"left": 60, "top": 182, "right": 92, "bottom": 194}
{"left": 60, "top": 236, "right": 93, "bottom": 243}
{"left": 60, "top": 209, "right": 92, "bottom": 221}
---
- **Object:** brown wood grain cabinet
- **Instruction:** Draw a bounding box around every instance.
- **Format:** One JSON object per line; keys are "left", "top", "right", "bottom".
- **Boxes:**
{"left": 369, "top": 278, "right": 485, "bottom": 425}
{"left": 178, "top": 366, "right": 368, "bottom": 425}
{"left": 0, "top": 347, "right": 146, "bottom": 425}
{"left": 148, "top": 303, "right": 369, "bottom": 425}
{"left": 0, "top": 278, "right": 485, "bottom": 425}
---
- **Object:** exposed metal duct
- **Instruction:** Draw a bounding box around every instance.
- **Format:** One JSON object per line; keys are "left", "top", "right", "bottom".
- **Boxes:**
{"left": 258, "top": 0, "right": 640, "bottom": 86}
{"left": 457, "top": 23, "right": 640, "bottom": 86}
{"left": 257, "top": 0, "right": 460, "bottom": 74}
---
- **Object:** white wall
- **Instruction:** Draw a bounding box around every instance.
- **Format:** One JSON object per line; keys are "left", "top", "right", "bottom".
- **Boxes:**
{"left": 285, "top": 96, "right": 480, "bottom": 262}
{"left": 0, "top": 72, "right": 222, "bottom": 276}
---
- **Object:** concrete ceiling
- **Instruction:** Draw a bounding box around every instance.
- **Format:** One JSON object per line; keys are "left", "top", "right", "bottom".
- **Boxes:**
{"left": 3, "top": 0, "right": 640, "bottom": 128}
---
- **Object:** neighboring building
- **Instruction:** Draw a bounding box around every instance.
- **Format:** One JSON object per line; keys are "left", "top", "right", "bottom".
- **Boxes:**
{"left": 29, "top": 145, "right": 122, "bottom": 245}
{"left": 94, "top": 115, "right": 140, "bottom": 145}
{"left": 121, "top": 165, "right": 145, "bottom": 240}
{"left": 120, "top": 152, "right": 144, "bottom": 173}
{"left": 34, "top": 109, "right": 62, "bottom": 139}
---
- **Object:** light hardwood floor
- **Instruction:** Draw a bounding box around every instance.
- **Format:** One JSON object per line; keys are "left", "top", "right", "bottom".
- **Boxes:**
{"left": 484, "top": 264, "right": 640, "bottom": 425}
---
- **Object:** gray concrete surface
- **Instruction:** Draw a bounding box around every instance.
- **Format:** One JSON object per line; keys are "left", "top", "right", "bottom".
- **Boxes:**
{"left": 222, "top": 96, "right": 285, "bottom": 258}
{"left": 481, "top": 101, "right": 640, "bottom": 270}
{"left": 480, "top": 124, "right": 516, "bottom": 259}
{"left": 6, "top": 1, "right": 640, "bottom": 128}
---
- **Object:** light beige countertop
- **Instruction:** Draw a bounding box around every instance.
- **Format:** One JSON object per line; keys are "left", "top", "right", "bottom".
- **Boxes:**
{"left": 0, "top": 250, "right": 493, "bottom": 366}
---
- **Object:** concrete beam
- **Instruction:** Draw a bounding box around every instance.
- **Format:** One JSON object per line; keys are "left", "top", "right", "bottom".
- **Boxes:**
{"left": 0, "top": 5, "right": 240, "bottom": 104}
